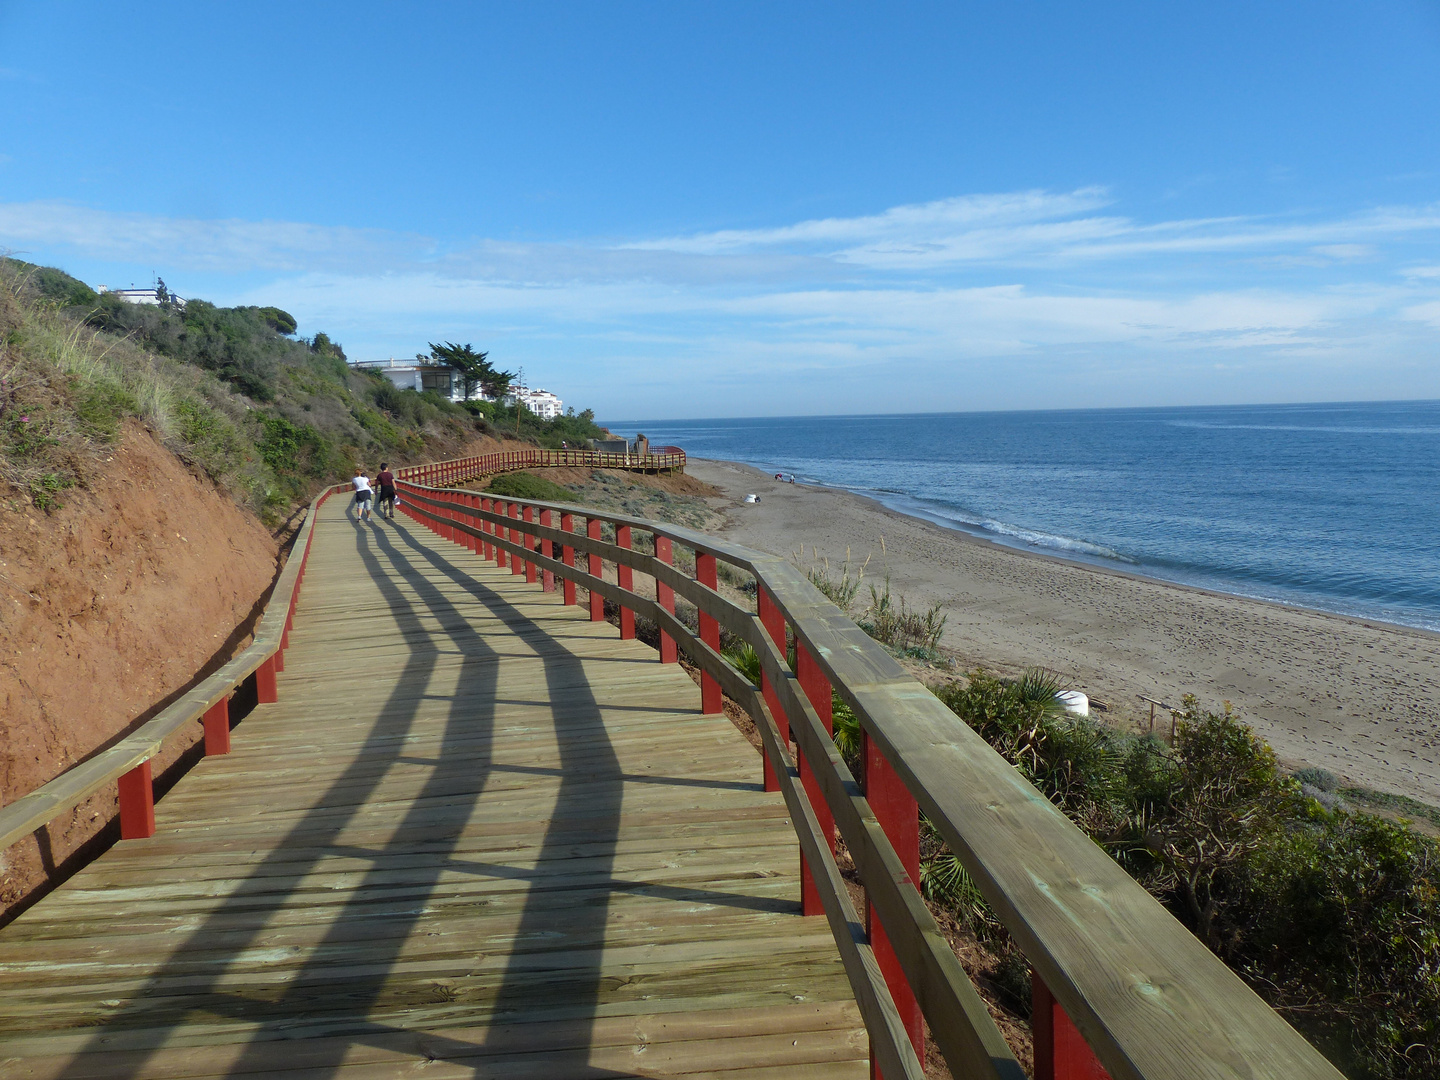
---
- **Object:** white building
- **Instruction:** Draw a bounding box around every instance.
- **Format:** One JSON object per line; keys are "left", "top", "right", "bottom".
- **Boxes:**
{"left": 352, "top": 358, "right": 469, "bottom": 399}
{"left": 506, "top": 386, "right": 564, "bottom": 419}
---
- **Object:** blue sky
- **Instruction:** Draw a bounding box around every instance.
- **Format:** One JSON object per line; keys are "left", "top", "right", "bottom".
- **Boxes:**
{"left": 1, "top": 2, "right": 1438, "bottom": 418}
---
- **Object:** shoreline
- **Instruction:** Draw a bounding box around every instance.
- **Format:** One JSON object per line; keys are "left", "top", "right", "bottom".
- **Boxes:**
{"left": 687, "top": 457, "right": 1440, "bottom": 807}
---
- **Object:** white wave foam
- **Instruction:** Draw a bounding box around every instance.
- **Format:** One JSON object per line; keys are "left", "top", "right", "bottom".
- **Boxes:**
{"left": 979, "top": 519, "right": 1132, "bottom": 561}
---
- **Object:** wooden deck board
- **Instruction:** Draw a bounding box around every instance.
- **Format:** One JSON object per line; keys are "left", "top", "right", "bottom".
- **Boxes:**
{"left": 0, "top": 501, "right": 864, "bottom": 1077}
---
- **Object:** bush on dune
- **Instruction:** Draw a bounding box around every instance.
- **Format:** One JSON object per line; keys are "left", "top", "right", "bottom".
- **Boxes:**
{"left": 928, "top": 671, "right": 1439, "bottom": 1079}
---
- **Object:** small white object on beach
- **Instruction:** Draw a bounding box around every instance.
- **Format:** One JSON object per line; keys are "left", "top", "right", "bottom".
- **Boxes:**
{"left": 1057, "top": 690, "right": 1089, "bottom": 717}
{"left": 744, "top": 493, "right": 760, "bottom": 503}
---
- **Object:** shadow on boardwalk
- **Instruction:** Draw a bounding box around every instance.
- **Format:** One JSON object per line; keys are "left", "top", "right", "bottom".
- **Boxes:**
{"left": 53, "top": 515, "right": 630, "bottom": 1078}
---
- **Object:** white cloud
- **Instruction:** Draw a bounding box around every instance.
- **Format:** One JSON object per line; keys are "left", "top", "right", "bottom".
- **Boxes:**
{"left": 0, "top": 201, "right": 428, "bottom": 274}
{"left": 4, "top": 190, "right": 1439, "bottom": 413}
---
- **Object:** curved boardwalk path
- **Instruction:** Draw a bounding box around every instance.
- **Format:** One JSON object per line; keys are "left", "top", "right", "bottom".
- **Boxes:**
{"left": 0, "top": 498, "right": 864, "bottom": 1078}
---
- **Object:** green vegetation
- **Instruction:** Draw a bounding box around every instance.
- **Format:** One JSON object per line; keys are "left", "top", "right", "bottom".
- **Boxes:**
{"left": 483, "top": 471, "right": 576, "bottom": 503}
{"left": 426, "top": 341, "right": 512, "bottom": 402}
{"left": 858, "top": 578, "right": 947, "bottom": 658}
{"left": 925, "top": 672, "right": 1439, "bottom": 1080}
{"left": 462, "top": 397, "right": 607, "bottom": 449}
{"left": 0, "top": 259, "right": 609, "bottom": 520}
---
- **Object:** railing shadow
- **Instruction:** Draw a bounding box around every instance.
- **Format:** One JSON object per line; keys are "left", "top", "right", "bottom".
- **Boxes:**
{"left": 44, "top": 506, "right": 633, "bottom": 1077}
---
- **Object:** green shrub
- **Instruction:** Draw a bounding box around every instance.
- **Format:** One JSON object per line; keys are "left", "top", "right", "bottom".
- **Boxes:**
{"left": 74, "top": 381, "right": 137, "bottom": 440}
{"left": 929, "top": 675, "right": 1440, "bottom": 1078}
{"left": 860, "top": 578, "right": 947, "bottom": 655}
{"left": 28, "top": 472, "right": 73, "bottom": 510}
{"left": 484, "top": 471, "right": 576, "bottom": 503}
{"left": 806, "top": 560, "right": 862, "bottom": 614}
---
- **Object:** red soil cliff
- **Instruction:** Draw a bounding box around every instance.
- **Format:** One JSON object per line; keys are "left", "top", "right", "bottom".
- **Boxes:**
{"left": 0, "top": 422, "right": 280, "bottom": 916}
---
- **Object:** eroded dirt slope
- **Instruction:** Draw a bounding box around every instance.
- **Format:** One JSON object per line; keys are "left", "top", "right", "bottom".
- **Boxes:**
{"left": 0, "top": 422, "right": 280, "bottom": 913}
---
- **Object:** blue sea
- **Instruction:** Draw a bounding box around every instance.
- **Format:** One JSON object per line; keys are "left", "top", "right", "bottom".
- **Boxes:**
{"left": 605, "top": 401, "right": 1440, "bottom": 633}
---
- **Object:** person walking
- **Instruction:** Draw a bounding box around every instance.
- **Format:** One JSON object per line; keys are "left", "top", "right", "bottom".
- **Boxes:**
{"left": 352, "top": 466, "right": 373, "bottom": 522}
{"left": 375, "top": 462, "right": 396, "bottom": 519}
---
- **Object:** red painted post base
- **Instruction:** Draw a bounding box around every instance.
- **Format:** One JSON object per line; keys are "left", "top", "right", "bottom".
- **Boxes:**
{"left": 118, "top": 761, "right": 156, "bottom": 839}
{"left": 696, "top": 552, "right": 722, "bottom": 714}
{"left": 561, "top": 513, "right": 577, "bottom": 606}
{"left": 256, "top": 656, "right": 278, "bottom": 704}
{"left": 655, "top": 535, "right": 677, "bottom": 663}
{"left": 588, "top": 519, "right": 605, "bottom": 622}
{"left": 1032, "top": 973, "right": 1112, "bottom": 1080}
{"left": 865, "top": 734, "right": 923, "bottom": 1074}
{"left": 616, "top": 525, "right": 635, "bottom": 639}
{"left": 757, "top": 586, "right": 788, "bottom": 793}
{"left": 203, "top": 698, "right": 231, "bottom": 755}
{"left": 796, "top": 643, "right": 835, "bottom": 916}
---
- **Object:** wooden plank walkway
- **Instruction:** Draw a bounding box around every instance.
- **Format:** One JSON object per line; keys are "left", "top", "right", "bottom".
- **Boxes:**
{"left": 0, "top": 498, "right": 865, "bottom": 1078}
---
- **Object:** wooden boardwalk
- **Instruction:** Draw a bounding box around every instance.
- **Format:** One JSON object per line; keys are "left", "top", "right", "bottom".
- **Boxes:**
{"left": 0, "top": 498, "right": 864, "bottom": 1078}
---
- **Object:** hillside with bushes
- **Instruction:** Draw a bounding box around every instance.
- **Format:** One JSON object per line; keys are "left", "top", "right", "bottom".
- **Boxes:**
{"left": 0, "top": 258, "right": 610, "bottom": 921}
{"left": 1, "top": 258, "right": 606, "bottom": 523}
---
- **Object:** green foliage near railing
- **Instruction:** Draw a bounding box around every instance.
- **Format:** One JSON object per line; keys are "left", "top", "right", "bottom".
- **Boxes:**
{"left": 1, "top": 260, "right": 619, "bottom": 521}
{"left": 462, "top": 399, "right": 607, "bottom": 449}
{"left": 806, "top": 560, "right": 863, "bottom": 615}
{"left": 928, "top": 671, "right": 1440, "bottom": 1079}
{"left": 859, "top": 578, "right": 948, "bottom": 657}
{"left": 483, "top": 471, "right": 576, "bottom": 502}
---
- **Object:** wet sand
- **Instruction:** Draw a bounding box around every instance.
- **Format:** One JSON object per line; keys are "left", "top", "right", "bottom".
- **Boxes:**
{"left": 688, "top": 459, "right": 1440, "bottom": 806}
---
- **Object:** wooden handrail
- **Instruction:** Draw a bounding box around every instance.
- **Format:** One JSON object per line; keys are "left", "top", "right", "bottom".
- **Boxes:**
{"left": 0, "top": 484, "right": 345, "bottom": 853}
{"left": 393, "top": 445, "right": 687, "bottom": 487}
{"left": 396, "top": 479, "right": 1345, "bottom": 1080}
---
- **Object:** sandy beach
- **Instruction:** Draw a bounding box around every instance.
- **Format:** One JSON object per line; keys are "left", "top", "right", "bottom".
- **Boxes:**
{"left": 688, "top": 459, "right": 1440, "bottom": 807}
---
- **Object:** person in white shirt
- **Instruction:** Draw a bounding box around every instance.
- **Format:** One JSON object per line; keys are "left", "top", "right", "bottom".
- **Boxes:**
{"left": 352, "top": 467, "right": 373, "bottom": 522}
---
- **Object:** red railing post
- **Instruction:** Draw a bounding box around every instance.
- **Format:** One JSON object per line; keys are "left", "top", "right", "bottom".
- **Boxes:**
{"left": 256, "top": 655, "right": 278, "bottom": 704}
{"left": 203, "top": 697, "right": 230, "bottom": 756}
{"left": 510, "top": 503, "right": 525, "bottom": 577}
{"left": 494, "top": 501, "right": 508, "bottom": 569}
{"left": 117, "top": 761, "right": 156, "bottom": 839}
{"left": 587, "top": 519, "right": 604, "bottom": 621}
{"left": 795, "top": 643, "right": 835, "bottom": 916}
{"left": 654, "top": 535, "right": 677, "bottom": 663}
{"left": 864, "top": 732, "right": 924, "bottom": 1072}
{"left": 616, "top": 525, "right": 635, "bottom": 639}
{"left": 1032, "top": 974, "right": 1112, "bottom": 1080}
{"left": 562, "top": 513, "right": 578, "bottom": 606}
{"left": 695, "top": 552, "right": 723, "bottom": 715}
{"left": 523, "top": 506, "right": 538, "bottom": 584}
{"left": 480, "top": 496, "right": 492, "bottom": 559}
{"left": 540, "top": 510, "right": 555, "bottom": 592}
{"left": 757, "top": 585, "right": 788, "bottom": 793}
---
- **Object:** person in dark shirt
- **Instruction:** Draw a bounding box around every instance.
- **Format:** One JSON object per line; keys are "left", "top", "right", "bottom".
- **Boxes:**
{"left": 375, "top": 462, "right": 397, "bottom": 520}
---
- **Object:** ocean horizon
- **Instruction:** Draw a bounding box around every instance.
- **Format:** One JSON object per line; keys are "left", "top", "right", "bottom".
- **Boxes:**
{"left": 605, "top": 400, "right": 1440, "bottom": 634}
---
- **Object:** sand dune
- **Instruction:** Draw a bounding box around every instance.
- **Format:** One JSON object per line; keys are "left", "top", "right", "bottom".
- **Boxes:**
{"left": 689, "top": 459, "right": 1440, "bottom": 807}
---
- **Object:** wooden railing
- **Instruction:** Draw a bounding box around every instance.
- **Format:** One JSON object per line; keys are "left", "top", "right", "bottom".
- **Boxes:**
{"left": 396, "top": 479, "right": 1345, "bottom": 1080}
{"left": 0, "top": 440, "right": 684, "bottom": 881}
{"left": 395, "top": 445, "right": 686, "bottom": 487}
{"left": 0, "top": 484, "right": 343, "bottom": 857}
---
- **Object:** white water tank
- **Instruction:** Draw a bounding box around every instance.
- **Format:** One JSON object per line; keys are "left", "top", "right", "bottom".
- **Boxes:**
{"left": 1057, "top": 690, "right": 1089, "bottom": 717}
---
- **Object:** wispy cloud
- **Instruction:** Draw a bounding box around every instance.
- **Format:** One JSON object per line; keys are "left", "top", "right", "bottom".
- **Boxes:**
{"left": 0, "top": 201, "right": 430, "bottom": 273}
{"left": 3, "top": 190, "right": 1438, "bottom": 412}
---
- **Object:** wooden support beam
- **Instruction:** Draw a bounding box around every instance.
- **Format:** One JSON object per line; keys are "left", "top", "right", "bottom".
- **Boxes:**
{"left": 616, "top": 525, "right": 635, "bottom": 639}
{"left": 117, "top": 761, "right": 155, "bottom": 840}
{"left": 654, "top": 534, "right": 677, "bottom": 663}
{"left": 561, "top": 512, "right": 577, "bottom": 606}
{"left": 587, "top": 518, "right": 604, "bottom": 621}
{"left": 696, "top": 552, "right": 722, "bottom": 714}
{"left": 865, "top": 730, "right": 924, "bottom": 1073}
{"left": 202, "top": 697, "right": 230, "bottom": 756}
{"left": 757, "top": 585, "right": 788, "bottom": 794}
{"left": 795, "top": 642, "right": 835, "bottom": 916}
